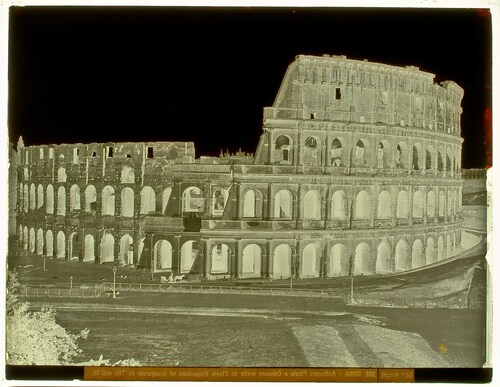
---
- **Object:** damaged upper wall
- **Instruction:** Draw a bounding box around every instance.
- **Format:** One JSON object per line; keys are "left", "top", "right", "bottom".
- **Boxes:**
{"left": 268, "top": 54, "right": 464, "bottom": 135}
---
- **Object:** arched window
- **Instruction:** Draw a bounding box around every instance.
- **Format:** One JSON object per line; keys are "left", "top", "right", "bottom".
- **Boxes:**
{"left": 243, "top": 189, "right": 262, "bottom": 218}
{"left": 35, "top": 229, "right": 43, "bottom": 255}
{"left": 23, "top": 185, "right": 28, "bottom": 212}
{"left": 331, "top": 191, "right": 347, "bottom": 219}
{"left": 100, "top": 233, "right": 114, "bottom": 263}
{"left": 437, "top": 151, "right": 444, "bottom": 172}
{"left": 57, "top": 166, "right": 67, "bottom": 183}
{"left": 273, "top": 244, "right": 291, "bottom": 279}
{"left": 396, "top": 190, "right": 409, "bottom": 218}
{"left": 19, "top": 184, "right": 23, "bottom": 211}
{"left": 426, "top": 146, "right": 433, "bottom": 170}
{"left": 140, "top": 186, "right": 156, "bottom": 214}
{"left": 84, "top": 234, "right": 95, "bottom": 262}
{"left": 85, "top": 185, "right": 97, "bottom": 212}
{"left": 29, "top": 228, "right": 35, "bottom": 253}
{"left": 377, "top": 141, "right": 390, "bottom": 168}
{"left": 211, "top": 188, "right": 228, "bottom": 216}
{"left": 46, "top": 230, "right": 54, "bottom": 257}
{"left": 102, "top": 186, "right": 115, "bottom": 215}
{"left": 412, "top": 239, "right": 423, "bottom": 269}
{"left": 377, "top": 190, "right": 391, "bottom": 219}
{"left": 162, "top": 187, "right": 172, "bottom": 215}
{"left": 438, "top": 191, "right": 445, "bottom": 217}
{"left": 274, "top": 135, "right": 291, "bottom": 164}
{"left": 37, "top": 184, "right": 44, "bottom": 209}
{"left": 180, "top": 240, "right": 199, "bottom": 273}
{"left": 121, "top": 187, "right": 134, "bottom": 217}
{"left": 427, "top": 191, "right": 436, "bottom": 217}
{"left": 426, "top": 237, "right": 435, "bottom": 265}
{"left": 119, "top": 234, "right": 134, "bottom": 264}
{"left": 395, "top": 239, "right": 410, "bottom": 271}
{"left": 355, "top": 190, "right": 371, "bottom": 219}
{"left": 154, "top": 240, "right": 172, "bottom": 271}
{"left": 354, "top": 140, "right": 366, "bottom": 166}
{"left": 329, "top": 244, "right": 348, "bottom": 276}
{"left": 182, "top": 187, "right": 203, "bottom": 213}
{"left": 23, "top": 226, "right": 28, "bottom": 250}
{"left": 29, "top": 183, "right": 36, "bottom": 210}
{"left": 211, "top": 243, "right": 229, "bottom": 274}
{"left": 331, "top": 138, "right": 343, "bottom": 166}
{"left": 437, "top": 236, "right": 444, "bottom": 261}
{"left": 242, "top": 244, "right": 262, "bottom": 278}
{"left": 396, "top": 142, "right": 408, "bottom": 168}
{"left": 303, "top": 190, "right": 321, "bottom": 220}
{"left": 303, "top": 136, "right": 319, "bottom": 166}
{"left": 354, "top": 243, "right": 371, "bottom": 275}
{"left": 70, "top": 184, "right": 81, "bottom": 211}
{"left": 274, "top": 190, "right": 293, "bottom": 219}
{"left": 301, "top": 244, "right": 319, "bottom": 278}
{"left": 413, "top": 190, "right": 424, "bottom": 218}
{"left": 57, "top": 186, "right": 66, "bottom": 215}
{"left": 412, "top": 144, "right": 421, "bottom": 170}
{"left": 57, "top": 231, "right": 66, "bottom": 258}
{"left": 376, "top": 241, "right": 390, "bottom": 273}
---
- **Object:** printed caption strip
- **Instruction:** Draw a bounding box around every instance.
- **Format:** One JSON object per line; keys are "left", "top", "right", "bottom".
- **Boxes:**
{"left": 84, "top": 367, "right": 414, "bottom": 382}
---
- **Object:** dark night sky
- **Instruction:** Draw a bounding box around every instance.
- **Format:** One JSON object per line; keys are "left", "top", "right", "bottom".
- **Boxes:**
{"left": 8, "top": 7, "right": 491, "bottom": 167}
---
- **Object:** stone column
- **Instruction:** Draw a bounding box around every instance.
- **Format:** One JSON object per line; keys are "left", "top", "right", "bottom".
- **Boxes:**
{"left": 266, "top": 240, "right": 273, "bottom": 279}
{"left": 235, "top": 239, "right": 242, "bottom": 279}
{"left": 202, "top": 238, "right": 211, "bottom": 278}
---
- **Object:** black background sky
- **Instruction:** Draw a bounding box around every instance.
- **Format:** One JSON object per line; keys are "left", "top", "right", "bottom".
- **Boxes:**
{"left": 8, "top": 7, "right": 491, "bottom": 167}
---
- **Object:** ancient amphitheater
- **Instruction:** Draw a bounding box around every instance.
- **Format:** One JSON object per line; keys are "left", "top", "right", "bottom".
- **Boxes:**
{"left": 16, "top": 54, "right": 464, "bottom": 279}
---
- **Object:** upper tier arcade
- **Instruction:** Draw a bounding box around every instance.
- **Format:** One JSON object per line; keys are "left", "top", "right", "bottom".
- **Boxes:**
{"left": 264, "top": 54, "right": 464, "bottom": 134}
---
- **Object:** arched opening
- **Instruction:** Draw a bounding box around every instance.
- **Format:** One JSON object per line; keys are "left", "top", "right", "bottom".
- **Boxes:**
{"left": 274, "top": 190, "right": 293, "bottom": 219}
{"left": 242, "top": 244, "right": 262, "bottom": 278}
{"left": 446, "top": 151, "right": 452, "bottom": 172}
{"left": 273, "top": 244, "right": 291, "bottom": 279}
{"left": 140, "top": 186, "right": 156, "bottom": 214}
{"left": 243, "top": 189, "right": 263, "bottom": 218}
{"left": 412, "top": 144, "right": 421, "bottom": 170}
{"left": 377, "top": 190, "right": 391, "bottom": 219}
{"left": 37, "top": 184, "right": 44, "bottom": 209}
{"left": 119, "top": 234, "right": 134, "bottom": 265}
{"left": 437, "top": 151, "right": 444, "bottom": 172}
{"left": 427, "top": 191, "right": 436, "bottom": 217}
{"left": 23, "top": 185, "right": 28, "bottom": 212}
{"left": 274, "top": 135, "right": 291, "bottom": 164}
{"left": 354, "top": 139, "right": 366, "bottom": 166}
{"left": 162, "top": 187, "right": 172, "bottom": 215}
{"left": 182, "top": 187, "right": 203, "bottom": 213}
{"left": 396, "top": 142, "right": 408, "bottom": 168}
{"left": 395, "top": 239, "right": 410, "bottom": 271}
{"left": 376, "top": 140, "right": 390, "bottom": 168}
{"left": 426, "top": 146, "right": 433, "bottom": 170}
{"left": 19, "top": 184, "right": 23, "bottom": 212}
{"left": 68, "top": 232, "right": 80, "bottom": 260}
{"left": 120, "top": 165, "right": 135, "bottom": 184}
{"left": 121, "top": 187, "right": 134, "bottom": 217}
{"left": 437, "top": 236, "right": 444, "bottom": 261}
{"left": 102, "top": 186, "right": 115, "bottom": 215}
{"left": 355, "top": 190, "right": 371, "bottom": 219}
{"left": 354, "top": 243, "right": 371, "bottom": 275}
{"left": 29, "top": 228, "right": 35, "bottom": 253}
{"left": 303, "top": 136, "right": 320, "bottom": 166}
{"left": 411, "top": 239, "right": 423, "bottom": 269}
{"left": 29, "top": 184, "right": 36, "bottom": 210}
{"left": 211, "top": 243, "right": 229, "bottom": 274}
{"left": 413, "top": 190, "right": 424, "bottom": 218}
{"left": 303, "top": 190, "right": 321, "bottom": 220}
{"left": 301, "top": 244, "right": 319, "bottom": 278}
{"left": 180, "top": 240, "right": 199, "bottom": 273}
{"left": 85, "top": 185, "right": 97, "bottom": 212}
{"left": 84, "top": 234, "right": 95, "bottom": 262}
{"left": 100, "top": 233, "right": 114, "bottom": 263}
{"left": 331, "top": 138, "right": 343, "bottom": 166}
{"left": 23, "top": 226, "right": 28, "bottom": 250}
{"left": 376, "top": 241, "right": 391, "bottom": 273}
{"left": 70, "top": 185, "right": 81, "bottom": 211}
{"left": 18, "top": 224, "right": 23, "bottom": 247}
{"left": 57, "top": 166, "right": 67, "bottom": 183}
{"left": 154, "top": 240, "right": 172, "bottom": 271}
{"left": 426, "top": 237, "right": 435, "bottom": 265}
{"left": 329, "top": 244, "right": 348, "bottom": 276}
{"left": 446, "top": 234, "right": 452, "bottom": 258}
{"left": 211, "top": 188, "right": 229, "bottom": 216}
{"left": 36, "top": 228, "right": 44, "bottom": 255}
{"left": 447, "top": 191, "right": 453, "bottom": 216}
{"left": 438, "top": 191, "right": 445, "bottom": 217}
{"left": 331, "top": 191, "right": 347, "bottom": 219}
{"left": 57, "top": 231, "right": 66, "bottom": 259}
{"left": 57, "top": 186, "right": 66, "bottom": 215}
{"left": 396, "top": 190, "right": 409, "bottom": 218}
{"left": 46, "top": 230, "right": 54, "bottom": 257}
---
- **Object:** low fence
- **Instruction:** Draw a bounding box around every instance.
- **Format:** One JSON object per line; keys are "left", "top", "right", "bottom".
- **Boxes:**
{"left": 348, "top": 297, "right": 484, "bottom": 309}
{"left": 102, "top": 282, "right": 346, "bottom": 300}
{"left": 19, "top": 284, "right": 105, "bottom": 298}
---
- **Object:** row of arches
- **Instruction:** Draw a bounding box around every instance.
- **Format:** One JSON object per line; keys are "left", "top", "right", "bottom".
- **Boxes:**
{"left": 17, "top": 224, "right": 461, "bottom": 277}
{"left": 18, "top": 184, "right": 229, "bottom": 217}
{"left": 273, "top": 134, "right": 461, "bottom": 172}
{"left": 243, "top": 187, "right": 461, "bottom": 220}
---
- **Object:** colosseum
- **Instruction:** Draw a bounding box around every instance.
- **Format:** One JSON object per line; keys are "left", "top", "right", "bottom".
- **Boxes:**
{"left": 15, "top": 54, "right": 464, "bottom": 279}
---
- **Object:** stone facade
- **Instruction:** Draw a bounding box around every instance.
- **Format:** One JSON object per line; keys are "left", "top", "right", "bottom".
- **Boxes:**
{"left": 16, "top": 55, "right": 464, "bottom": 279}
